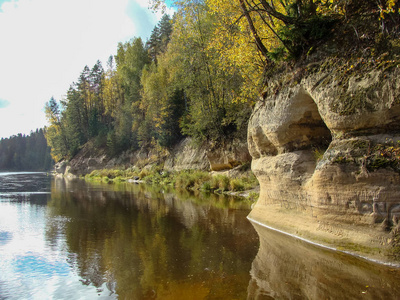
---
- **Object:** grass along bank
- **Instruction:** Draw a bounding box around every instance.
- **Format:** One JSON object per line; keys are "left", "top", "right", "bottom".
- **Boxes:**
{"left": 84, "top": 166, "right": 259, "bottom": 199}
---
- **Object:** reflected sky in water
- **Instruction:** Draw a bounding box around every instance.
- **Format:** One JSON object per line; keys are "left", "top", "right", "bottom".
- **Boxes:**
{"left": 0, "top": 173, "right": 117, "bottom": 299}
{"left": 1, "top": 172, "right": 399, "bottom": 299}
{"left": 0, "top": 173, "right": 258, "bottom": 299}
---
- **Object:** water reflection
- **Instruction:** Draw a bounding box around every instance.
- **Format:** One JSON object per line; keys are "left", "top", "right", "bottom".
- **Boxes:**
{"left": 47, "top": 177, "right": 259, "bottom": 299}
{"left": 247, "top": 222, "right": 400, "bottom": 300}
{"left": 0, "top": 172, "right": 51, "bottom": 196}
{"left": 3, "top": 173, "right": 400, "bottom": 299}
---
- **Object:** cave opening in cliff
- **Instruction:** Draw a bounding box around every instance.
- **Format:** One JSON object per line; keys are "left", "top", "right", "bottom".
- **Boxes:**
{"left": 293, "top": 88, "right": 332, "bottom": 156}
{"left": 247, "top": 87, "right": 332, "bottom": 159}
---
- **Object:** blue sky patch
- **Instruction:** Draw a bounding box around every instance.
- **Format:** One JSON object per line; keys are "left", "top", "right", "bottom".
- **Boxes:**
{"left": 126, "top": 1, "right": 154, "bottom": 40}
{"left": 0, "top": 0, "right": 13, "bottom": 11}
{"left": 0, "top": 99, "right": 10, "bottom": 108}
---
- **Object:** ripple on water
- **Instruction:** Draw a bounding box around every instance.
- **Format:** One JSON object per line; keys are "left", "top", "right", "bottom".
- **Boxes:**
{"left": 0, "top": 231, "right": 13, "bottom": 246}
{"left": 13, "top": 253, "right": 70, "bottom": 278}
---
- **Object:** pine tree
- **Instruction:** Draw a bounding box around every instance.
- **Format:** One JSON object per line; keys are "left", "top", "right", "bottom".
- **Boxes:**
{"left": 146, "top": 14, "right": 173, "bottom": 63}
{"left": 0, "top": 129, "right": 53, "bottom": 171}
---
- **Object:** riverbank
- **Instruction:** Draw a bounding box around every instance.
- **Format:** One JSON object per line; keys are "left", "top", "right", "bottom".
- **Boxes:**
{"left": 83, "top": 166, "right": 260, "bottom": 201}
{"left": 53, "top": 137, "right": 259, "bottom": 200}
{"left": 248, "top": 203, "right": 400, "bottom": 266}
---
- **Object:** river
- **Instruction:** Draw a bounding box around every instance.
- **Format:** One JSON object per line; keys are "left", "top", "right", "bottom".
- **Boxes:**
{"left": 0, "top": 172, "right": 399, "bottom": 299}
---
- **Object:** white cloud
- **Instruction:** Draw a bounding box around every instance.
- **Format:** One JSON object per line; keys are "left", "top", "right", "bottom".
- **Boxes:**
{"left": 0, "top": 0, "right": 165, "bottom": 138}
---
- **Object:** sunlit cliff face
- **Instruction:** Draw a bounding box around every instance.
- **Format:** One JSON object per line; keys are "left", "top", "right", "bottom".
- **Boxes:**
{"left": 247, "top": 67, "right": 400, "bottom": 261}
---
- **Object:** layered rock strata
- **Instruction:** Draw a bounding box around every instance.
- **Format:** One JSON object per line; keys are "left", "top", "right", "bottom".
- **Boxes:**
{"left": 248, "top": 65, "right": 400, "bottom": 261}
{"left": 56, "top": 138, "right": 251, "bottom": 177}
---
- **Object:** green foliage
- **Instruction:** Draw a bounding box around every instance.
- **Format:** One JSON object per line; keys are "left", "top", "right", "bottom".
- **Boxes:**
{"left": 389, "top": 225, "right": 400, "bottom": 260}
{"left": 200, "top": 181, "right": 212, "bottom": 191}
{"left": 0, "top": 129, "right": 54, "bottom": 171}
{"left": 49, "top": 0, "right": 387, "bottom": 162}
{"left": 158, "top": 89, "right": 186, "bottom": 148}
{"left": 230, "top": 178, "right": 245, "bottom": 191}
{"left": 106, "top": 130, "right": 118, "bottom": 156}
{"left": 146, "top": 14, "right": 173, "bottom": 63}
{"left": 86, "top": 168, "right": 140, "bottom": 183}
{"left": 140, "top": 56, "right": 186, "bottom": 147}
{"left": 174, "top": 170, "right": 211, "bottom": 190}
{"left": 366, "top": 141, "right": 400, "bottom": 172}
{"left": 43, "top": 8, "right": 254, "bottom": 161}
{"left": 116, "top": 37, "right": 149, "bottom": 104}
{"left": 272, "top": 15, "right": 337, "bottom": 60}
{"left": 165, "top": 1, "right": 252, "bottom": 142}
{"left": 138, "top": 168, "right": 151, "bottom": 179}
{"left": 45, "top": 61, "right": 108, "bottom": 160}
{"left": 230, "top": 174, "right": 259, "bottom": 192}
{"left": 248, "top": 191, "right": 259, "bottom": 201}
{"left": 212, "top": 175, "right": 230, "bottom": 191}
{"left": 330, "top": 138, "right": 400, "bottom": 174}
{"left": 313, "top": 147, "right": 325, "bottom": 161}
{"left": 84, "top": 165, "right": 259, "bottom": 200}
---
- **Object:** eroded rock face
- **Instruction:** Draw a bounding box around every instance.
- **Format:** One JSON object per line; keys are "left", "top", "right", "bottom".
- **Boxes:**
{"left": 55, "top": 161, "right": 67, "bottom": 175}
{"left": 206, "top": 139, "right": 252, "bottom": 171}
{"left": 164, "top": 138, "right": 251, "bottom": 171}
{"left": 164, "top": 138, "right": 209, "bottom": 171}
{"left": 62, "top": 142, "right": 108, "bottom": 177}
{"left": 248, "top": 86, "right": 331, "bottom": 158}
{"left": 58, "top": 137, "right": 251, "bottom": 176}
{"left": 248, "top": 66, "right": 400, "bottom": 260}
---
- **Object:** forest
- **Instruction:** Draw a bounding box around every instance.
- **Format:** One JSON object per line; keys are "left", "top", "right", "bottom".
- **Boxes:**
{"left": 0, "top": 129, "right": 53, "bottom": 171}
{"left": 44, "top": 0, "right": 400, "bottom": 162}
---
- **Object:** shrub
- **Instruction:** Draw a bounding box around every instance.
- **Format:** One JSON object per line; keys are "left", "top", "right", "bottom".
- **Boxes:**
{"left": 242, "top": 173, "right": 259, "bottom": 190}
{"left": 248, "top": 192, "right": 259, "bottom": 201}
{"left": 217, "top": 175, "right": 230, "bottom": 191}
{"left": 210, "top": 176, "right": 220, "bottom": 190}
{"left": 313, "top": 147, "right": 325, "bottom": 161}
{"left": 113, "top": 176, "right": 125, "bottom": 182}
{"left": 174, "top": 171, "right": 191, "bottom": 189}
{"left": 230, "top": 178, "right": 245, "bottom": 191}
{"left": 174, "top": 170, "right": 211, "bottom": 190}
{"left": 201, "top": 181, "right": 212, "bottom": 192}
{"left": 139, "top": 168, "right": 151, "bottom": 179}
{"left": 124, "top": 167, "right": 139, "bottom": 179}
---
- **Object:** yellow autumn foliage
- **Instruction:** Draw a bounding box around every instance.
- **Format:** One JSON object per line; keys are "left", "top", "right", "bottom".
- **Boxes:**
{"left": 150, "top": 0, "right": 399, "bottom": 105}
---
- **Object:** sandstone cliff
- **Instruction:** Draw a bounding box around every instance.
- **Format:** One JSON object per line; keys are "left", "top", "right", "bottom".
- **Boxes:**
{"left": 55, "top": 137, "right": 251, "bottom": 177}
{"left": 247, "top": 56, "right": 400, "bottom": 262}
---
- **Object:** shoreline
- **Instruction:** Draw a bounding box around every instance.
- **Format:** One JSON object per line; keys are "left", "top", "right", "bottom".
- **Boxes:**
{"left": 248, "top": 202, "right": 400, "bottom": 267}
{"left": 248, "top": 216, "right": 400, "bottom": 268}
{"left": 60, "top": 166, "right": 260, "bottom": 200}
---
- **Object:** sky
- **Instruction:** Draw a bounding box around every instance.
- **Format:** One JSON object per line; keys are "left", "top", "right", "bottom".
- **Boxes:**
{"left": 0, "top": 0, "right": 173, "bottom": 139}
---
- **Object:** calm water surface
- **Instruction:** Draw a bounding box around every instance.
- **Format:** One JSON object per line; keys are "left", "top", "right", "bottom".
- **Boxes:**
{"left": 0, "top": 172, "right": 399, "bottom": 299}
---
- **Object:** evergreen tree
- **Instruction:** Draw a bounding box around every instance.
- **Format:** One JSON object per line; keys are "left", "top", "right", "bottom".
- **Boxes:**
{"left": 158, "top": 14, "right": 173, "bottom": 50}
{"left": 0, "top": 129, "right": 53, "bottom": 171}
{"left": 146, "top": 14, "right": 173, "bottom": 63}
{"left": 89, "top": 60, "right": 105, "bottom": 131}
{"left": 147, "top": 26, "right": 161, "bottom": 63}
{"left": 64, "top": 87, "right": 87, "bottom": 157}
{"left": 112, "top": 37, "right": 149, "bottom": 152}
